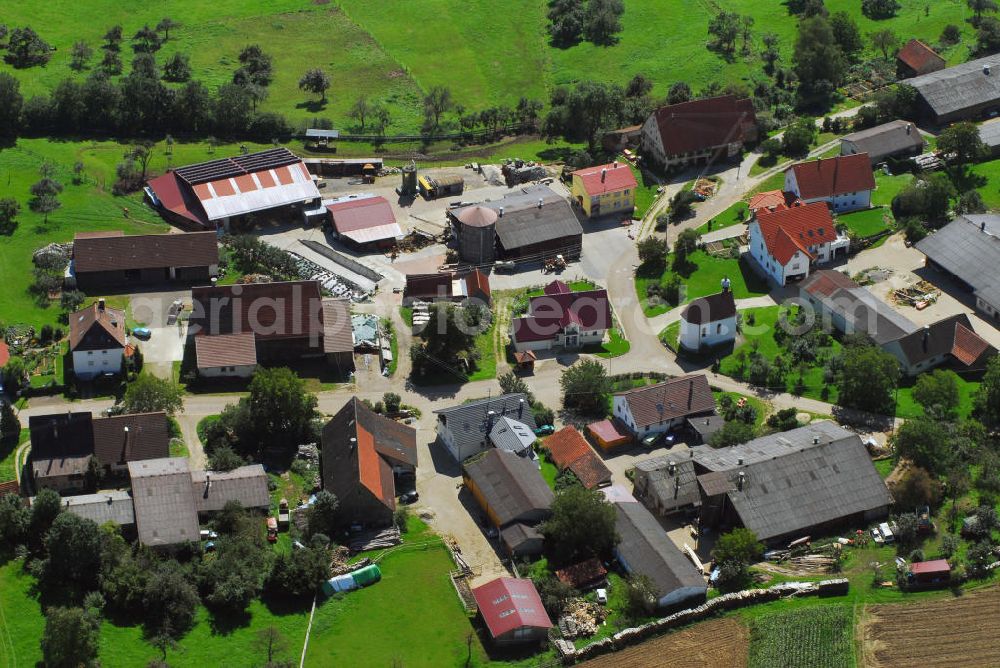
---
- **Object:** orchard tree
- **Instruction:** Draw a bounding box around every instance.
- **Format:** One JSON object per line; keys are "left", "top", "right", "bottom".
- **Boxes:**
{"left": 41, "top": 606, "right": 100, "bottom": 668}
{"left": 103, "top": 25, "right": 123, "bottom": 51}
{"left": 235, "top": 44, "right": 274, "bottom": 87}
{"left": 144, "top": 561, "right": 199, "bottom": 638}
{"left": 29, "top": 161, "right": 63, "bottom": 224}
{"left": 423, "top": 86, "right": 454, "bottom": 129}
{"left": 162, "top": 53, "right": 191, "bottom": 83}
{"left": 541, "top": 485, "right": 617, "bottom": 566}
{"left": 912, "top": 369, "right": 961, "bottom": 418}
{"left": 667, "top": 81, "right": 692, "bottom": 104}
{"left": 560, "top": 358, "right": 610, "bottom": 415}
{"left": 836, "top": 343, "right": 900, "bottom": 415}
{"left": 156, "top": 17, "right": 181, "bottom": 41}
{"left": 298, "top": 68, "right": 331, "bottom": 103}
{"left": 0, "top": 73, "right": 24, "bottom": 137}
{"left": 830, "top": 11, "right": 863, "bottom": 60}
{"left": 862, "top": 0, "right": 901, "bottom": 19}
{"left": 969, "top": 0, "right": 1000, "bottom": 24}
{"left": 584, "top": 0, "right": 625, "bottom": 45}
{"left": 131, "top": 25, "right": 162, "bottom": 53}
{"left": 5, "top": 27, "right": 52, "bottom": 68}
{"left": 0, "top": 197, "right": 20, "bottom": 235}
{"left": 974, "top": 355, "right": 1000, "bottom": 429}
{"left": 870, "top": 29, "right": 899, "bottom": 60}
{"left": 938, "top": 121, "right": 987, "bottom": 167}
{"left": 348, "top": 95, "right": 370, "bottom": 131}
{"left": 120, "top": 374, "right": 184, "bottom": 416}
{"left": 69, "top": 41, "right": 93, "bottom": 71}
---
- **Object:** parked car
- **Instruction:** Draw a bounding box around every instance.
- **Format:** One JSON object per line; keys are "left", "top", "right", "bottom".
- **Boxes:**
{"left": 595, "top": 588, "right": 608, "bottom": 605}
{"left": 879, "top": 522, "right": 894, "bottom": 544}
{"left": 533, "top": 425, "right": 555, "bottom": 436}
{"left": 199, "top": 529, "right": 218, "bottom": 540}
{"left": 204, "top": 541, "right": 216, "bottom": 552}
{"left": 266, "top": 517, "right": 278, "bottom": 543}
{"left": 870, "top": 527, "right": 884, "bottom": 544}
{"left": 399, "top": 490, "right": 419, "bottom": 505}
{"left": 641, "top": 430, "right": 675, "bottom": 449}
{"left": 132, "top": 327, "right": 152, "bottom": 340}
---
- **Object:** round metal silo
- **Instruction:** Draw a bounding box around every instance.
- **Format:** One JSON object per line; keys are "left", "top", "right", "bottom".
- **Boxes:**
{"left": 456, "top": 206, "right": 497, "bottom": 264}
{"left": 401, "top": 161, "right": 417, "bottom": 197}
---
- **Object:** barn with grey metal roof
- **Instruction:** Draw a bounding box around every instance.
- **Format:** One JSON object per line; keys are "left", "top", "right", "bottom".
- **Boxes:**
{"left": 840, "top": 120, "right": 924, "bottom": 164}
{"left": 915, "top": 214, "right": 1000, "bottom": 318}
{"left": 129, "top": 457, "right": 200, "bottom": 548}
{"left": 59, "top": 491, "right": 136, "bottom": 528}
{"left": 901, "top": 53, "right": 1000, "bottom": 123}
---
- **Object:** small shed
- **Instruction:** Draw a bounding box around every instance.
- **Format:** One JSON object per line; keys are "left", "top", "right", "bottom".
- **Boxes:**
{"left": 908, "top": 559, "right": 950, "bottom": 587}
{"left": 472, "top": 577, "right": 552, "bottom": 645}
{"left": 419, "top": 174, "right": 464, "bottom": 199}
{"left": 500, "top": 522, "right": 544, "bottom": 557}
{"left": 514, "top": 350, "right": 536, "bottom": 372}
{"left": 587, "top": 419, "right": 631, "bottom": 451}
{"left": 685, "top": 415, "right": 726, "bottom": 445}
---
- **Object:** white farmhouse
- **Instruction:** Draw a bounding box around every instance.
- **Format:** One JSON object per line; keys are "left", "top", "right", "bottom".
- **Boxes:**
{"left": 784, "top": 153, "right": 876, "bottom": 213}
{"left": 69, "top": 300, "right": 127, "bottom": 380}
{"left": 678, "top": 284, "right": 737, "bottom": 352}
{"left": 749, "top": 202, "right": 849, "bottom": 286}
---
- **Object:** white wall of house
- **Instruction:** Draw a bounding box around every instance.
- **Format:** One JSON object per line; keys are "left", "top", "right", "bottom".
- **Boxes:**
{"left": 72, "top": 348, "right": 123, "bottom": 380}
{"left": 679, "top": 315, "right": 737, "bottom": 351}
{"left": 198, "top": 364, "right": 256, "bottom": 379}
{"left": 436, "top": 418, "right": 488, "bottom": 462}
{"left": 748, "top": 221, "right": 804, "bottom": 286}
{"left": 510, "top": 324, "right": 606, "bottom": 352}
{"left": 784, "top": 169, "right": 872, "bottom": 213}
{"left": 612, "top": 396, "right": 685, "bottom": 438}
{"left": 881, "top": 340, "right": 948, "bottom": 377}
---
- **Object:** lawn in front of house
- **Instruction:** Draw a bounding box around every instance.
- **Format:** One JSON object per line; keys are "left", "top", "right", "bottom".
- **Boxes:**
{"left": 636, "top": 250, "right": 768, "bottom": 317}
{"left": 838, "top": 207, "right": 891, "bottom": 238}
{"left": 594, "top": 328, "right": 631, "bottom": 358}
{"left": 871, "top": 172, "right": 912, "bottom": 208}
{"left": 306, "top": 519, "right": 486, "bottom": 667}
{"left": 695, "top": 201, "right": 748, "bottom": 236}
{"left": 718, "top": 305, "right": 842, "bottom": 403}
{"left": 895, "top": 377, "right": 980, "bottom": 420}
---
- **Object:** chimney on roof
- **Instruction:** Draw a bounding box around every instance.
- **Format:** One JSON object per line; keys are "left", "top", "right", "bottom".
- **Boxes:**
{"left": 613, "top": 161, "right": 619, "bottom": 169}
{"left": 813, "top": 436, "right": 819, "bottom": 445}
{"left": 98, "top": 298, "right": 106, "bottom": 311}
{"left": 906, "top": 124, "right": 912, "bottom": 135}
{"left": 487, "top": 410, "right": 496, "bottom": 431}
{"left": 538, "top": 198, "right": 543, "bottom": 209}
{"left": 668, "top": 460, "right": 676, "bottom": 475}
{"left": 205, "top": 473, "right": 211, "bottom": 492}
{"left": 349, "top": 437, "right": 357, "bottom": 451}
{"left": 985, "top": 64, "right": 991, "bottom": 75}
{"left": 689, "top": 450, "right": 695, "bottom": 459}
{"left": 519, "top": 399, "right": 525, "bottom": 417}
{"left": 982, "top": 221, "right": 987, "bottom": 232}
{"left": 601, "top": 168, "right": 607, "bottom": 183}
{"left": 922, "top": 325, "right": 930, "bottom": 351}
{"left": 737, "top": 471, "right": 746, "bottom": 491}
{"left": 499, "top": 206, "right": 504, "bottom": 218}
{"left": 737, "top": 457, "right": 744, "bottom": 466}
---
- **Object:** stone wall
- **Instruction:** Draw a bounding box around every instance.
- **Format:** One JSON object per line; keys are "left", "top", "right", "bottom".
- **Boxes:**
{"left": 561, "top": 579, "right": 849, "bottom": 663}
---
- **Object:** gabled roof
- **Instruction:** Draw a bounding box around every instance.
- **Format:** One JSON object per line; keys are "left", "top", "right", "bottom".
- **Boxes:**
{"left": 896, "top": 39, "right": 946, "bottom": 74}
{"left": 648, "top": 95, "right": 757, "bottom": 156}
{"left": 194, "top": 332, "right": 257, "bottom": 369}
{"left": 462, "top": 450, "right": 553, "bottom": 527}
{"left": 0, "top": 341, "right": 9, "bottom": 368}
{"left": 148, "top": 148, "right": 320, "bottom": 224}
{"left": 841, "top": 120, "right": 924, "bottom": 159}
{"left": 689, "top": 420, "right": 853, "bottom": 471}
{"left": 73, "top": 231, "right": 218, "bottom": 273}
{"left": 128, "top": 457, "right": 200, "bottom": 547}
{"left": 472, "top": 577, "right": 552, "bottom": 639}
{"left": 91, "top": 412, "right": 170, "bottom": 466}
{"left": 60, "top": 491, "right": 135, "bottom": 527}
{"left": 788, "top": 154, "right": 876, "bottom": 200}
{"left": 680, "top": 290, "right": 736, "bottom": 325}
{"left": 901, "top": 53, "right": 1000, "bottom": 119}
{"left": 615, "top": 374, "right": 715, "bottom": 429}
{"left": 634, "top": 455, "right": 702, "bottom": 513}
{"left": 555, "top": 558, "right": 607, "bottom": 589}
{"left": 464, "top": 270, "right": 492, "bottom": 302}
{"left": 543, "top": 426, "right": 612, "bottom": 489}
{"left": 801, "top": 271, "right": 920, "bottom": 346}
{"left": 326, "top": 195, "right": 402, "bottom": 244}
{"left": 512, "top": 288, "right": 612, "bottom": 343}
{"left": 754, "top": 202, "right": 836, "bottom": 265}
{"left": 572, "top": 162, "right": 638, "bottom": 196}
{"left": 891, "top": 314, "right": 995, "bottom": 369}
{"left": 747, "top": 189, "right": 788, "bottom": 213}
{"left": 910, "top": 559, "right": 950, "bottom": 575}
{"left": 190, "top": 464, "right": 269, "bottom": 512}
{"left": 489, "top": 416, "right": 536, "bottom": 455}
{"left": 613, "top": 500, "right": 706, "bottom": 599}
{"left": 29, "top": 412, "right": 96, "bottom": 479}
{"left": 454, "top": 185, "right": 582, "bottom": 251}
{"left": 435, "top": 394, "right": 536, "bottom": 459}
{"left": 69, "top": 302, "right": 127, "bottom": 351}
{"left": 800, "top": 269, "right": 857, "bottom": 298}
{"left": 915, "top": 215, "right": 1000, "bottom": 310}
{"left": 190, "top": 280, "right": 325, "bottom": 340}
{"left": 321, "top": 299, "right": 354, "bottom": 354}
{"left": 696, "top": 431, "right": 892, "bottom": 542}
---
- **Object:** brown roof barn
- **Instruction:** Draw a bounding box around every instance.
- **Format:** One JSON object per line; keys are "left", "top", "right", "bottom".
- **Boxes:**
{"left": 72, "top": 231, "right": 218, "bottom": 289}
{"left": 543, "top": 426, "right": 612, "bottom": 489}
{"left": 615, "top": 374, "right": 716, "bottom": 431}
{"left": 463, "top": 450, "right": 553, "bottom": 529}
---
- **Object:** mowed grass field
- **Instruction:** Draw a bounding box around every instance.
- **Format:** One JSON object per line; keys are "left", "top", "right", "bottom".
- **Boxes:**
{"left": 1, "top": 0, "right": 981, "bottom": 133}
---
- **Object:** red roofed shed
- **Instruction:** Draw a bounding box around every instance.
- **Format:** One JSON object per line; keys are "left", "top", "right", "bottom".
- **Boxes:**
{"left": 897, "top": 39, "right": 946, "bottom": 78}
{"left": 472, "top": 577, "right": 552, "bottom": 645}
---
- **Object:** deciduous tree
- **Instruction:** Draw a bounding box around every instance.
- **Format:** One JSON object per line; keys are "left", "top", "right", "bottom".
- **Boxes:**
{"left": 298, "top": 68, "right": 331, "bottom": 103}
{"left": 41, "top": 606, "right": 100, "bottom": 668}
{"left": 69, "top": 41, "right": 93, "bottom": 71}
{"left": 5, "top": 27, "right": 52, "bottom": 68}
{"left": 912, "top": 369, "right": 961, "bottom": 418}
{"left": 541, "top": 485, "right": 617, "bottom": 565}
{"left": 559, "top": 358, "right": 609, "bottom": 415}
{"left": 836, "top": 343, "right": 900, "bottom": 415}
{"left": 120, "top": 374, "right": 184, "bottom": 416}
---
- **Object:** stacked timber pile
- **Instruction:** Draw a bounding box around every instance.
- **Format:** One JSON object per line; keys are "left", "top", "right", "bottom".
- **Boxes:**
{"left": 558, "top": 600, "right": 608, "bottom": 639}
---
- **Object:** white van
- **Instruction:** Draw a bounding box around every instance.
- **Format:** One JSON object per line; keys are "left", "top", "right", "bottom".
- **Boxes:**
{"left": 879, "top": 522, "right": 894, "bottom": 543}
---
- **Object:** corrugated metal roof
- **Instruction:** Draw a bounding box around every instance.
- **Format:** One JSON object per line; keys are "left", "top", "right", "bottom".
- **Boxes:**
{"left": 472, "top": 578, "right": 552, "bottom": 639}
{"left": 689, "top": 421, "right": 853, "bottom": 472}
{"left": 489, "top": 416, "right": 536, "bottom": 455}
{"left": 462, "top": 450, "right": 552, "bottom": 526}
{"left": 197, "top": 162, "right": 320, "bottom": 221}
{"left": 613, "top": 501, "right": 706, "bottom": 600}
{"left": 191, "top": 465, "right": 270, "bottom": 512}
{"left": 902, "top": 53, "right": 1000, "bottom": 118}
{"left": 129, "top": 457, "right": 200, "bottom": 547}
{"left": 60, "top": 491, "right": 135, "bottom": 527}
{"left": 915, "top": 215, "right": 1000, "bottom": 308}
{"left": 454, "top": 185, "right": 582, "bottom": 251}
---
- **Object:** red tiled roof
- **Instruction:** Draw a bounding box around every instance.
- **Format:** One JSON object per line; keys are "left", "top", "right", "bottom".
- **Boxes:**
{"left": 650, "top": 95, "right": 757, "bottom": 156}
{"left": 952, "top": 322, "right": 992, "bottom": 366}
{"left": 0, "top": 341, "right": 9, "bottom": 368}
{"left": 514, "top": 350, "right": 537, "bottom": 364}
{"left": 356, "top": 422, "right": 394, "bottom": 510}
{"left": 472, "top": 578, "right": 552, "bottom": 639}
{"left": 788, "top": 154, "right": 876, "bottom": 200}
{"left": 555, "top": 558, "right": 607, "bottom": 589}
{"left": 464, "top": 270, "right": 492, "bottom": 302}
{"left": 146, "top": 172, "right": 211, "bottom": 228}
{"left": 194, "top": 332, "right": 257, "bottom": 369}
{"left": 572, "top": 162, "right": 637, "bottom": 196}
{"left": 897, "top": 39, "right": 945, "bottom": 75}
{"left": 587, "top": 419, "right": 628, "bottom": 444}
{"left": 747, "top": 189, "right": 788, "bottom": 213}
{"left": 755, "top": 202, "right": 836, "bottom": 265}
{"left": 69, "top": 302, "right": 127, "bottom": 351}
{"left": 543, "top": 426, "right": 612, "bottom": 489}
{"left": 800, "top": 270, "right": 858, "bottom": 298}
{"left": 616, "top": 374, "right": 716, "bottom": 428}
{"left": 512, "top": 288, "right": 612, "bottom": 343}
{"left": 0, "top": 480, "right": 19, "bottom": 496}
{"left": 544, "top": 280, "right": 570, "bottom": 295}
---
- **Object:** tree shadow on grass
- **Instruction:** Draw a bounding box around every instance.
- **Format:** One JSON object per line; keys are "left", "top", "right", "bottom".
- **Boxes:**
{"left": 260, "top": 591, "right": 313, "bottom": 617}
{"left": 536, "top": 146, "right": 578, "bottom": 162}
{"left": 206, "top": 605, "right": 252, "bottom": 636}
{"left": 295, "top": 100, "right": 328, "bottom": 113}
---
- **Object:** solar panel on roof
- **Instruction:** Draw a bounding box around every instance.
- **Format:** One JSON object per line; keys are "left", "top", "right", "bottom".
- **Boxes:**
{"left": 173, "top": 148, "right": 302, "bottom": 186}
